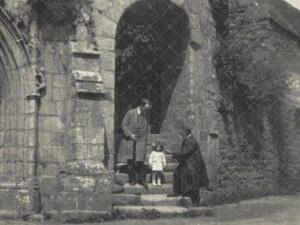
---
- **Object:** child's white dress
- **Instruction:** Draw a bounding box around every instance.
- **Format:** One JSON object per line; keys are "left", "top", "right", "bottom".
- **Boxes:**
{"left": 149, "top": 151, "right": 166, "bottom": 171}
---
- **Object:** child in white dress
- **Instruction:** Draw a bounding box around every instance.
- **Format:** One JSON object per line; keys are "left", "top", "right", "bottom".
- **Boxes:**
{"left": 149, "top": 142, "right": 166, "bottom": 186}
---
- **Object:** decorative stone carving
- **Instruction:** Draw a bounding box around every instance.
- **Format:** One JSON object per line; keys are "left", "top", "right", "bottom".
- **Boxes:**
{"left": 35, "top": 66, "right": 46, "bottom": 92}
{"left": 70, "top": 42, "right": 105, "bottom": 95}
{"left": 73, "top": 70, "right": 104, "bottom": 94}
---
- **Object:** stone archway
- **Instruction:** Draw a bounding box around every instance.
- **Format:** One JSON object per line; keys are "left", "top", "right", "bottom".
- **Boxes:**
{"left": 114, "top": 0, "right": 190, "bottom": 162}
{"left": 0, "top": 8, "right": 38, "bottom": 216}
{"left": 94, "top": 0, "right": 202, "bottom": 169}
{"left": 94, "top": 0, "right": 219, "bottom": 186}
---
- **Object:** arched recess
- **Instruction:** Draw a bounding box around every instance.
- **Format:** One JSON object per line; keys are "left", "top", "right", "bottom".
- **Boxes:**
{"left": 113, "top": 0, "right": 190, "bottom": 162}
{"left": 96, "top": 0, "right": 215, "bottom": 173}
{"left": 0, "top": 8, "right": 36, "bottom": 179}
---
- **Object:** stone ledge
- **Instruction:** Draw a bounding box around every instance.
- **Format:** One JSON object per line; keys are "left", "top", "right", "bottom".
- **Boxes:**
{"left": 64, "top": 162, "right": 111, "bottom": 176}
{"left": 73, "top": 70, "right": 103, "bottom": 83}
{"left": 46, "top": 210, "right": 113, "bottom": 223}
{"left": 0, "top": 210, "right": 22, "bottom": 220}
{"left": 70, "top": 42, "right": 100, "bottom": 56}
{"left": 123, "top": 183, "right": 172, "bottom": 195}
{"left": 112, "top": 194, "right": 140, "bottom": 206}
{"left": 72, "top": 70, "right": 105, "bottom": 94}
{"left": 112, "top": 193, "right": 192, "bottom": 207}
{"left": 75, "top": 82, "right": 105, "bottom": 94}
{"left": 0, "top": 179, "right": 32, "bottom": 189}
{"left": 113, "top": 205, "right": 213, "bottom": 219}
{"left": 140, "top": 194, "right": 192, "bottom": 207}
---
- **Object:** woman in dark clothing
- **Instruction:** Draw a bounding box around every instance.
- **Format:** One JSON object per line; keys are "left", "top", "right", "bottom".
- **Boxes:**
{"left": 168, "top": 120, "right": 209, "bottom": 206}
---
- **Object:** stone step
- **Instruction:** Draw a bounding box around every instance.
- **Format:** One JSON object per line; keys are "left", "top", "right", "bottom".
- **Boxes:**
{"left": 140, "top": 194, "right": 192, "bottom": 206}
{"left": 112, "top": 194, "right": 192, "bottom": 207}
{"left": 123, "top": 183, "right": 172, "bottom": 195}
{"left": 113, "top": 205, "right": 213, "bottom": 219}
{"left": 115, "top": 172, "right": 173, "bottom": 185}
{"left": 116, "top": 163, "right": 178, "bottom": 172}
{"left": 112, "top": 194, "right": 140, "bottom": 206}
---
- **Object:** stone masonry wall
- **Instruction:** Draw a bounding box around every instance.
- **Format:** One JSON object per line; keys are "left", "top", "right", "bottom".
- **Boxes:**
{"left": 211, "top": 0, "right": 300, "bottom": 203}
{"left": 38, "top": 23, "right": 69, "bottom": 177}
{"left": 159, "top": 0, "right": 221, "bottom": 185}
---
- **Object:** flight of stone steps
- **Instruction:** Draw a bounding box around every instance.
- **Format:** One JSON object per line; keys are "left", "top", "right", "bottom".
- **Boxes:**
{"left": 112, "top": 152, "right": 213, "bottom": 218}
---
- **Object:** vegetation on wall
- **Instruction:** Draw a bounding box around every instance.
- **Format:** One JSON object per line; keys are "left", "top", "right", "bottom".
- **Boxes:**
{"left": 209, "top": 0, "right": 300, "bottom": 201}
{"left": 29, "top": 0, "right": 84, "bottom": 23}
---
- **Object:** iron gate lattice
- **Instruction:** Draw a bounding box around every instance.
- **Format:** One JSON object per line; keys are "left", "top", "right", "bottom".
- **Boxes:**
{"left": 115, "top": 0, "right": 190, "bottom": 135}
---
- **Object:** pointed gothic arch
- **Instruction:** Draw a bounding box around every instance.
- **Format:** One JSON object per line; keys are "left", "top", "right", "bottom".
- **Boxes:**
{"left": 0, "top": 8, "right": 36, "bottom": 178}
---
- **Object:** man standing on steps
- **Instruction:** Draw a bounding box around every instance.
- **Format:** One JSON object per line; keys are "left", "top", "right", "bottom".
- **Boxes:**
{"left": 118, "top": 99, "right": 151, "bottom": 190}
{"left": 168, "top": 119, "right": 209, "bottom": 207}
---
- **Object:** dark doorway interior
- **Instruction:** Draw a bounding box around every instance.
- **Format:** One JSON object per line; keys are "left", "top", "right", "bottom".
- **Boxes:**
{"left": 115, "top": 0, "right": 190, "bottom": 160}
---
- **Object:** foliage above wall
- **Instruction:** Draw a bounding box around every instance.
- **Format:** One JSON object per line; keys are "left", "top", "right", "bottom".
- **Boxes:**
{"left": 29, "top": 0, "right": 85, "bottom": 23}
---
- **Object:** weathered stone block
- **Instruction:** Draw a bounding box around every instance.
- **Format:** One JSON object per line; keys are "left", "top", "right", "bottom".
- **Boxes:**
{"left": 95, "top": 16, "right": 117, "bottom": 39}
{"left": 25, "top": 130, "right": 35, "bottom": 147}
{"left": 39, "top": 146, "right": 65, "bottom": 163}
{"left": 64, "top": 162, "right": 108, "bottom": 176}
{"left": 56, "top": 192, "right": 78, "bottom": 211}
{"left": 43, "top": 41, "right": 68, "bottom": 74}
{"left": 73, "top": 70, "right": 103, "bottom": 83}
{"left": 52, "top": 88, "right": 66, "bottom": 101}
{"left": 74, "top": 127, "right": 85, "bottom": 144}
{"left": 102, "top": 70, "right": 114, "bottom": 89}
{"left": 75, "top": 82, "right": 105, "bottom": 94}
{"left": 85, "top": 127, "right": 104, "bottom": 144}
{"left": 100, "top": 51, "right": 115, "bottom": 72}
{"left": 37, "top": 163, "right": 61, "bottom": 177}
{"left": 39, "top": 116, "right": 64, "bottom": 133}
{"left": 171, "top": 0, "right": 186, "bottom": 7}
{"left": 70, "top": 42, "right": 100, "bottom": 56}
{"left": 73, "top": 57, "right": 100, "bottom": 72}
{"left": 58, "top": 175, "right": 96, "bottom": 192}
{"left": 104, "top": 1, "right": 125, "bottom": 22}
{"left": 40, "top": 176, "right": 58, "bottom": 196}
{"left": 93, "top": 0, "right": 114, "bottom": 14}
{"left": 52, "top": 75, "right": 67, "bottom": 88}
{"left": 97, "top": 38, "right": 115, "bottom": 51}
{"left": 39, "top": 101, "right": 57, "bottom": 116}
{"left": 0, "top": 178, "right": 40, "bottom": 214}
{"left": 56, "top": 101, "right": 65, "bottom": 116}
{"left": 78, "top": 191, "right": 112, "bottom": 211}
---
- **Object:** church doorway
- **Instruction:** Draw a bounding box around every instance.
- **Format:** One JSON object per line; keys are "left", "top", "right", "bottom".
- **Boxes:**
{"left": 115, "top": 0, "right": 190, "bottom": 163}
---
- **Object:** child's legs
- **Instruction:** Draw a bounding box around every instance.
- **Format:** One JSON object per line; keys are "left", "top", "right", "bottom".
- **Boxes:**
{"left": 152, "top": 171, "right": 159, "bottom": 183}
{"left": 156, "top": 171, "right": 163, "bottom": 185}
{"left": 158, "top": 171, "right": 165, "bottom": 183}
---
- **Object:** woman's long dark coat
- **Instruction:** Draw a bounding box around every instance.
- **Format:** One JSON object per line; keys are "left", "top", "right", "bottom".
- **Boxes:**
{"left": 173, "top": 134, "right": 209, "bottom": 194}
{"left": 118, "top": 107, "right": 149, "bottom": 163}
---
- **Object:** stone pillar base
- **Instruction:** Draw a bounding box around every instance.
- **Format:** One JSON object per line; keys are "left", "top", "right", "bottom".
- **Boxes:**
{"left": 41, "top": 162, "right": 113, "bottom": 222}
{"left": 0, "top": 177, "right": 40, "bottom": 219}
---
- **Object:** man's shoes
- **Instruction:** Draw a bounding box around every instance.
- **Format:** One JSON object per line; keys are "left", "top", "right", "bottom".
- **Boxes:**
{"left": 167, "top": 193, "right": 180, "bottom": 197}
